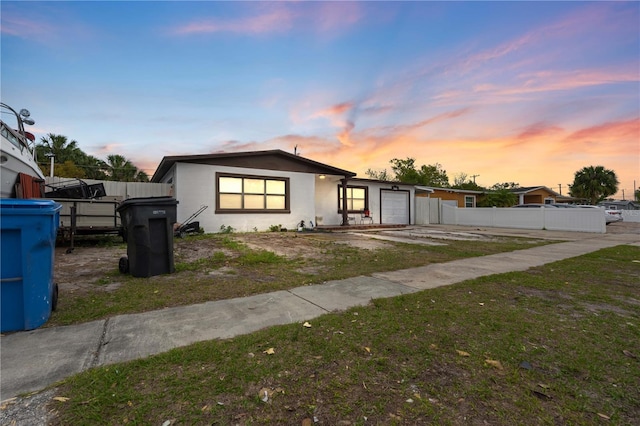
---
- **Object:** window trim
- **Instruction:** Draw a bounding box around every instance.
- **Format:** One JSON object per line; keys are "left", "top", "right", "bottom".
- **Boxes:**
{"left": 215, "top": 172, "right": 290, "bottom": 214}
{"left": 337, "top": 184, "right": 369, "bottom": 213}
{"left": 464, "top": 195, "right": 476, "bottom": 208}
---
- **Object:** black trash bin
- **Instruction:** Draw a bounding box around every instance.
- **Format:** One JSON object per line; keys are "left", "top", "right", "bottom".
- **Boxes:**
{"left": 117, "top": 197, "right": 178, "bottom": 278}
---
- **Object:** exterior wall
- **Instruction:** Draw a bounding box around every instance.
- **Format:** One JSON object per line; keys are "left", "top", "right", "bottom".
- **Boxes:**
{"left": 314, "top": 176, "right": 343, "bottom": 226}
{"left": 368, "top": 182, "right": 415, "bottom": 224}
{"left": 430, "top": 190, "right": 465, "bottom": 206}
{"left": 174, "top": 163, "right": 317, "bottom": 233}
{"left": 171, "top": 163, "right": 419, "bottom": 232}
{"left": 429, "top": 189, "right": 479, "bottom": 207}
{"left": 314, "top": 179, "right": 415, "bottom": 225}
{"left": 517, "top": 189, "right": 557, "bottom": 204}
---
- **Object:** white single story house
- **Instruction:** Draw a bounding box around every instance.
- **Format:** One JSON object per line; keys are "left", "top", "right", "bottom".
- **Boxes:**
{"left": 151, "top": 150, "right": 416, "bottom": 233}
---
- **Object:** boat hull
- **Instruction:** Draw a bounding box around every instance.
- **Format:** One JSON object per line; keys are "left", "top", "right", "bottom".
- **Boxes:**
{"left": 1, "top": 135, "right": 45, "bottom": 198}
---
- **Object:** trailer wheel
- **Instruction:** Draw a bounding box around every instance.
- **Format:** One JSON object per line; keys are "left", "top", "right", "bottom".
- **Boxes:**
{"left": 119, "top": 256, "right": 129, "bottom": 274}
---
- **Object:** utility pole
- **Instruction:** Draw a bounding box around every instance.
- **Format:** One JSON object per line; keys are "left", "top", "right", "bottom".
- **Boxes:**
{"left": 558, "top": 184, "right": 562, "bottom": 195}
{"left": 470, "top": 174, "right": 479, "bottom": 184}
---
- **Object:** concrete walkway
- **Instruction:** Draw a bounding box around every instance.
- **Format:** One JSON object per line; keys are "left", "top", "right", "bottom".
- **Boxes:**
{"left": 1, "top": 231, "right": 638, "bottom": 400}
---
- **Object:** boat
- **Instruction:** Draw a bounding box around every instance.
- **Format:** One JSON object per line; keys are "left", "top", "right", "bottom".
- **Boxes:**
{"left": 1, "top": 102, "right": 45, "bottom": 198}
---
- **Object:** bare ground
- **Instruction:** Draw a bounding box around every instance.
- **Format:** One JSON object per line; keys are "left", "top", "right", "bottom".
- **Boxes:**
{"left": 52, "top": 222, "right": 638, "bottom": 297}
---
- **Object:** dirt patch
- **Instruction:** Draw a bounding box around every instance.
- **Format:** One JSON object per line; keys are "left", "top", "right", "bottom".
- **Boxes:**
{"left": 233, "top": 231, "right": 394, "bottom": 257}
{"left": 54, "top": 246, "right": 125, "bottom": 295}
{"left": 52, "top": 232, "right": 394, "bottom": 297}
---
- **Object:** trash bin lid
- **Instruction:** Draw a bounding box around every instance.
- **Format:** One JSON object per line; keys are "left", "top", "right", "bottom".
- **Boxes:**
{"left": 0, "top": 199, "right": 62, "bottom": 215}
{"left": 117, "top": 196, "right": 178, "bottom": 212}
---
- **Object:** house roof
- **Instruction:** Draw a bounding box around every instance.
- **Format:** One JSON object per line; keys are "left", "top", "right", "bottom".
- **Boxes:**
{"left": 151, "top": 149, "right": 356, "bottom": 182}
{"left": 508, "top": 186, "right": 561, "bottom": 197}
{"left": 421, "top": 186, "right": 485, "bottom": 195}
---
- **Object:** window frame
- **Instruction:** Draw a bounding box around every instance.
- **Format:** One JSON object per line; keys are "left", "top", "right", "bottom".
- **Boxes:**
{"left": 464, "top": 195, "right": 476, "bottom": 208}
{"left": 215, "top": 172, "right": 290, "bottom": 214}
{"left": 337, "top": 184, "right": 369, "bottom": 213}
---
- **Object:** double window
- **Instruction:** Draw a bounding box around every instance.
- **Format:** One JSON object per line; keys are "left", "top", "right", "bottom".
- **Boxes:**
{"left": 338, "top": 185, "right": 368, "bottom": 212}
{"left": 216, "top": 173, "right": 289, "bottom": 213}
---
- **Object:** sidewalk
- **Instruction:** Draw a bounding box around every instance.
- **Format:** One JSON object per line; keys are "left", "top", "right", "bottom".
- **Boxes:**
{"left": 1, "top": 232, "right": 638, "bottom": 400}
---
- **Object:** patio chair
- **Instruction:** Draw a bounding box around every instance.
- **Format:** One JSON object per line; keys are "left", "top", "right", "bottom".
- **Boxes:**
{"left": 360, "top": 209, "right": 373, "bottom": 224}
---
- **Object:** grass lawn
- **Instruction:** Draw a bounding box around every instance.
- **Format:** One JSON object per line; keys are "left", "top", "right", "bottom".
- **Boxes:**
{"left": 49, "top": 232, "right": 550, "bottom": 326}
{"left": 50, "top": 244, "right": 640, "bottom": 425}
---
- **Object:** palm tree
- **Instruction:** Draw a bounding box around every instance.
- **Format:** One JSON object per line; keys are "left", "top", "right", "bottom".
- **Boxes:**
{"left": 78, "top": 154, "right": 108, "bottom": 180}
{"left": 134, "top": 170, "right": 150, "bottom": 182}
{"left": 569, "top": 166, "right": 619, "bottom": 205}
{"left": 106, "top": 154, "right": 138, "bottom": 182}
{"left": 36, "top": 134, "right": 83, "bottom": 164}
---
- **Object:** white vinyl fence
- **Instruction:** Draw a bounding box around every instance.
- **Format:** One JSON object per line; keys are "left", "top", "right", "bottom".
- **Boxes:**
{"left": 622, "top": 210, "right": 640, "bottom": 223}
{"left": 440, "top": 204, "right": 606, "bottom": 233}
{"left": 415, "top": 197, "right": 430, "bottom": 225}
{"left": 45, "top": 177, "right": 172, "bottom": 199}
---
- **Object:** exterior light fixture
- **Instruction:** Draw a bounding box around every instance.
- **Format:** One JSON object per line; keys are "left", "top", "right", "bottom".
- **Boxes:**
{"left": 319, "top": 174, "right": 326, "bottom": 180}
{"left": 391, "top": 185, "right": 399, "bottom": 191}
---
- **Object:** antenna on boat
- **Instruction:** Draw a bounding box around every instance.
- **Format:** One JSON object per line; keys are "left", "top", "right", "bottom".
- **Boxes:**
{"left": 20, "top": 109, "right": 35, "bottom": 125}
{"left": 1, "top": 103, "right": 35, "bottom": 135}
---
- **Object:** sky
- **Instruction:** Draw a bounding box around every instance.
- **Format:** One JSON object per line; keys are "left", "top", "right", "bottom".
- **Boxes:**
{"left": 2, "top": 1, "right": 639, "bottom": 198}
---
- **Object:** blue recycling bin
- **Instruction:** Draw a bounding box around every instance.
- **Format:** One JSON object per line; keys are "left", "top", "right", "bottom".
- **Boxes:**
{"left": 1, "top": 199, "right": 61, "bottom": 332}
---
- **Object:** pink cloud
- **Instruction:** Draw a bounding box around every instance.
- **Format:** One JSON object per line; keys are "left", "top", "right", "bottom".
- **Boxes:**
{"left": 313, "top": 102, "right": 355, "bottom": 119}
{"left": 172, "top": 8, "right": 294, "bottom": 35}
{"left": 516, "top": 122, "right": 564, "bottom": 141}
{"left": 1, "top": 10, "right": 59, "bottom": 42}
{"left": 92, "top": 144, "right": 122, "bottom": 155}
{"left": 170, "top": 2, "right": 365, "bottom": 36}
{"left": 565, "top": 118, "right": 639, "bottom": 144}
{"left": 315, "top": 2, "right": 364, "bottom": 32}
{"left": 450, "top": 3, "right": 637, "bottom": 79}
{"left": 336, "top": 120, "right": 356, "bottom": 147}
{"left": 500, "top": 68, "right": 639, "bottom": 96}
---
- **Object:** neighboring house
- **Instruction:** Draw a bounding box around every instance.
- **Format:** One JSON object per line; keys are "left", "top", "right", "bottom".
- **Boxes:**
{"left": 418, "top": 186, "right": 485, "bottom": 208}
{"left": 598, "top": 200, "right": 640, "bottom": 210}
{"left": 151, "top": 150, "right": 416, "bottom": 232}
{"left": 508, "top": 186, "right": 561, "bottom": 205}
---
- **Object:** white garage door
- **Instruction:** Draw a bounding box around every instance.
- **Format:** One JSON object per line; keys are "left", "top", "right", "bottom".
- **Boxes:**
{"left": 381, "top": 190, "right": 410, "bottom": 224}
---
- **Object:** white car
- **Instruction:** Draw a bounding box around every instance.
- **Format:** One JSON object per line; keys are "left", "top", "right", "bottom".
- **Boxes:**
{"left": 576, "top": 205, "right": 623, "bottom": 224}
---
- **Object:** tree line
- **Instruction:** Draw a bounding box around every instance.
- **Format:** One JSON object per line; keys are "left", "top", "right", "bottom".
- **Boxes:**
{"left": 36, "top": 134, "right": 149, "bottom": 182}
{"left": 367, "top": 158, "right": 623, "bottom": 206}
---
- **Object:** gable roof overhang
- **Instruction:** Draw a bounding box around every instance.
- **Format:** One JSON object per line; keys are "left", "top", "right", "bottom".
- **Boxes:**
{"left": 508, "top": 186, "right": 561, "bottom": 197}
{"left": 151, "top": 149, "right": 356, "bottom": 182}
{"left": 415, "top": 186, "right": 435, "bottom": 193}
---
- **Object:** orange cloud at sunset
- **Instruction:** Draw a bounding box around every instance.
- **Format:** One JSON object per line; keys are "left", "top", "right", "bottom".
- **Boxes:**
{"left": 278, "top": 112, "right": 638, "bottom": 198}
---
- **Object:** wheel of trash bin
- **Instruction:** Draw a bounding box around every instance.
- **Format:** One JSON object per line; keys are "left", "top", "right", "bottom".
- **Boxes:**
{"left": 52, "top": 283, "right": 59, "bottom": 311}
{"left": 119, "top": 256, "right": 130, "bottom": 274}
